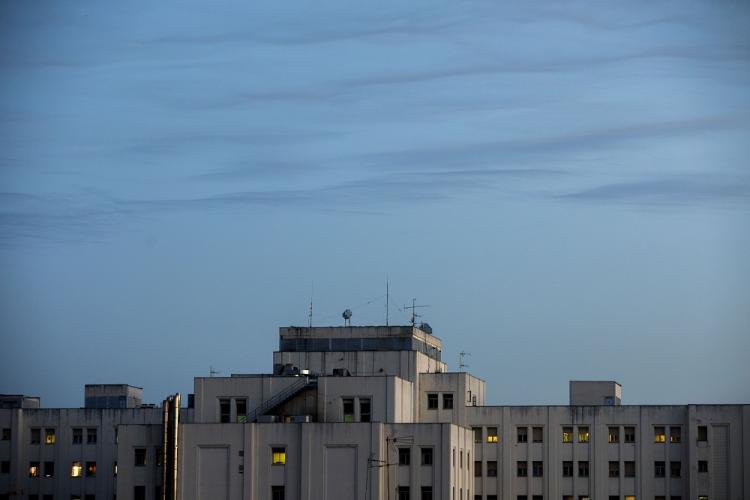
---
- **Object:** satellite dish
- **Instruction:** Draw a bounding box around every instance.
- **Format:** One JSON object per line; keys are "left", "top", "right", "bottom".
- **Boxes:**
{"left": 342, "top": 309, "right": 352, "bottom": 320}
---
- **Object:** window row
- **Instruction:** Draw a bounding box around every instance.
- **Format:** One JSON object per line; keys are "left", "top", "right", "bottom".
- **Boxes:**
{"left": 398, "top": 486, "right": 434, "bottom": 500}
{"left": 398, "top": 447, "right": 434, "bottom": 466}
{"left": 27, "top": 428, "right": 99, "bottom": 445}
{"left": 427, "top": 392, "right": 453, "bottom": 410}
{"left": 471, "top": 425, "right": 711, "bottom": 445}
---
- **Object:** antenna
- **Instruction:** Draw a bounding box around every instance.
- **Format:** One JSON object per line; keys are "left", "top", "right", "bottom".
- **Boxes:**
{"left": 308, "top": 282, "right": 314, "bottom": 328}
{"left": 209, "top": 366, "right": 221, "bottom": 377}
{"left": 385, "top": 275, "right": 390, "bottom": 326}
{"left": 342, "top": 309, "right": 352, "bottom": 326}
{"left": 458, "top": 351, "right": 471, "bottom": 371}
{"left": 403, "top": 298, "right": 430, "bottom": 327}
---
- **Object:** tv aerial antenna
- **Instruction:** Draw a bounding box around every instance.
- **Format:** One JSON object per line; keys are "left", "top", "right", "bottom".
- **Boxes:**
{"left": 403, "top": 298, "right": 430, "bottom": 327}
{"left": 458, "top": 351, "right": 471, "bottom": 371}
{"left": 209, "top": 366, "right": 221, "bottom": 377}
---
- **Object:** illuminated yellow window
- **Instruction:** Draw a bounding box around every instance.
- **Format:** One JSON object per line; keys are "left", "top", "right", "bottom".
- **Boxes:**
{"left": 272, "top": 447, "right": 286, "bottom": 465}
{"left": 562, "top": 427, "right": 573, "bottom": 443}
{"left": 624, "top": 496, "right": 636, "bottom": 500}
{"left": 654, "top": 426, "right": 666, "bottom": 443}
{"left": 71, "top": 461, "right": 83, "bottom": 477}
{"left": 29, "top": 462, "right": 40, "bottom": 477}
{"left": 578, "top": 426, "right": 589, "bottom": 443}
{"left": 487, "top": 427, "right": 498, "bottom": 443}
{"left": 45, "top": 428, "right": 56, "bottom": 445}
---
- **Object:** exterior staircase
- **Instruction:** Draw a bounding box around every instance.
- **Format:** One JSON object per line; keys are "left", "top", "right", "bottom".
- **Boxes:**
{"left": 246, "top": 376, "right": 317, "bottom": 423}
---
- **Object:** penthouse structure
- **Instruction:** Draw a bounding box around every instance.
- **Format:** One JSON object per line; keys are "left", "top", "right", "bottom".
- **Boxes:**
{"left": 1, "top": 325, "right": 748, "bottom": 500}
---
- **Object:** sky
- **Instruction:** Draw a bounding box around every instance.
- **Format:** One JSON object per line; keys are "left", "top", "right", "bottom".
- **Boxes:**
{"left": 1, "top": 0, "right": 749, "bottom": 408}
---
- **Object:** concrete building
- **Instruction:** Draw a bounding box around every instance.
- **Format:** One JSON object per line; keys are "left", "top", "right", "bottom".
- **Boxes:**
{"left": 1, "top": 325, "right": 748, "bottom": 500}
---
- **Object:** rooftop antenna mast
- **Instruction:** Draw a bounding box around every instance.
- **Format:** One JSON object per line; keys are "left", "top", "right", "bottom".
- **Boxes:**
{"left": 458, "top": 351, "right": 471, "bottom": 371}
{"left": 386, "top": 275, "right": 390, "bottom": 326}
{"left": 308, "top": 282, "right": 313, "bottom": 328}
{"left": 403, "top": 298, "right": 430, "bottom": 327}
{"left": 209, "top": 366, "right": 221, "bottom": 377}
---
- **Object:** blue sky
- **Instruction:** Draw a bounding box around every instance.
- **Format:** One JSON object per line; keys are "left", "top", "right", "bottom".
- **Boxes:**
{"left": 1, "top": 0, "right": 749, "bottom": 407}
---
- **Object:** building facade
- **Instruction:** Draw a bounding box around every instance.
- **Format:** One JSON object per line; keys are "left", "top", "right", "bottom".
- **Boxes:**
{"left": 1, "top": 326, "right": 748, "bottom": 500}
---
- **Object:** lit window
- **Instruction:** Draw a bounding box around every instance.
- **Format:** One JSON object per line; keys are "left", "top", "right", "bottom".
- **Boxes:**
{"left": 608, "top": 427, "right": 619, "bottom": 443}
{"left": 342, "top": 398, "right": 354, "bottom": 422}
{"left": 562, "top": 427, "right": 573, "bottom": 443}
{"left": 654, "top": 426, "right": 666, "bottom": 443}
{"left": 487, "top": 427, "right": 498, "bottom": 443}
{"left": 624, "top": 426, "right": 635, "bottom": 443}
{"left": 578, "top": 427, "right": 589, "bottom": 443}
{"left": 86, "top": 461, "right": 96, "bottom": 477}
{"left": 442, "top": 393, "right": 453, "bottom": 410}
{"left": 44, "top": 429, "right": 56, "bottom": 445}
{"left": 624, "top": 497, "right": 636, "bottom": 500}
{"left": 670, "top": 427, "right": 681, "bottom": 443}
{"left": 517, "top": 427, "right": 527, "bottom": 443}
{"left": 532, "top": 427, "right": 543, "bottom": 443}
{"left": 71, "top": 461, "right": 83, "bottom": 477}
{"left": 427, "top": 393, "right": 438, "bottom": 409}
{"left": 698, "top": 496, "right": 708, "bottom": 500}
{"left": 473, "top": 427, "right": 482, "bottom": 443}
{"left": 272, "top": 447, "right": 286, "bottom": 465}
{"left": 360, "top": 398, "right": 371, "bottom": 423}
{"left": 29, "top": 461, "right": 40, "bottom": 477}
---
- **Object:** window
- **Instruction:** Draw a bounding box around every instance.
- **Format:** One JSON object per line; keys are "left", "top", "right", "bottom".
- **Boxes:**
{"left": 698, "top": 460, "right": 708, "bottom": 472}
{"left": 427, "top": 393, "right": 438, "bottom": 409}
{"left": 670, "top": 497, "right": 681, "bottom": 500}
{"left": 219, "top": 398, "right": 230, "bottom": 423}
{"left": 563, "top": 497, "right": 574, "bottom": 500}
{"left": 518, "top": 496, "right": 527, "bottom": 500}
{"left": 29, "top": 461, "right": 40, "bottom": 477}
{"left": 343, "top": 398, "right": 354, "bottom": 422}
{"left": 398, "top": 486, "right": 410, "bottom": 500}
{"left": 609, "top": 461, "right": 619, "bottom": 477}
{"left": 156, "top": 447, "right": 162, "bottom": 467}
{"left": 45, "top": 429, "right": 55, "bottom": 445}
{"left": 670, "top": 461, "right": 681, "bottom": 478}
{"left": 360, "top": 398, "right": 371, "bottom": 422}
{"left": 487, "top": 497, "right": 497, "bottom": 500}
{"left": 43, "top": 496, "right": 52, "bottom": 500}
{"left": 71, "top": 461, "right": 83, "bottom": 477}
{"left": 133, "top": 486, "right": 145, "bottom": 500}
{"left": 0, "top": 460, "right": 8, "bottom": 473}
{"left": 86, "top": 461, "right": 96, "bottom": 477}
{"left": 72, "top": 496, "right": 82, "bottom": 500}
{"left": 487, "top": 427, "right": 498, "bottom": 443}
{"left": 533, "top": 427, "right": 543, "bottom": 443}
{"left": 235, "top": 398, "right": 247, "bottom": 423}
{"left": 473, "top": 427, "right": 482, "bottom": 443}
{"left": 517, "top": 461, "right": 527, "bottom": 477}
{"left": 624, "top": 426, "right": 635, "bottom": 443}
{"left": 44, "top": 461, "right": 54, "bottom": 477}
{"left": 697, "top": 426, "right": 708, "bottom": 442}
{"left": 421, "top": 447, "right": 433, "bottom": 465}
{"left": 562, "top": 461, "right": 573, "bottom": 477}
{"left": 488, "top": 460, "right": 497, "bottom": 477}
{"left": 460, "top": 450, "right": 463, "bottom": 468}
{"left": 398, "top": 447, "right": 410, "bottom": 465}
{"left": 608, "top": 427, "right": 619, "bottom": 443}
{"left": 114, "top": 461, "right": 118, "bottom": 476}
{"left": 30, "top": 428, "right": 41, "bottom": 444}
{"left": 698, "top": 497, "right": 708, "bottom": 500}
{"left": 72, "top": 428, "right": 82, "bottom": 444}
{"left": 654, "top": 426, "right": 666, "bottom": 443}
{"left": 562, "top": 426, "right": 573, "bottom": 443}
{"left": 421, "top": 487, "right": 433, "bottom": 500}
{"left": 578, "top": 427, "right": 589, "bottom": 443}
{"left": 579, "top": 497, "right": 589, "bottom": 500}
{"left": 656, "top": 497, "right": 665, "bottom": 500}
{"left": 271, "top": 486, "right": 285, "bottom": 500}
{"left": 533, "top": 497, "right": 543, "bottom": 500}
{"left": 85, "top": 495, "right": 95, "bottom": 500}
{"left": 532, "top": 461, "right": 543, "bottom": 477}
{"left": 517, "top": 427, "right": 528, "bottom": 443}
{"left": 29, "top": 496, "right": 39, "bottom": 500}
{"left": 1, "top": 428, "right": 9, "bottom": 440}
{"left": 134, "top": 448, "right": 147, "bottom": 466}
{"left": 669, "top": 427, "right": 681, "bottom": 443}
{"left": 624, "top": 497, "right": 635, "bottom": 500}
{"left": 578, "top": 461, "right": 589, "bottom": 477}
{"left": 272, "top": 447, "right": 286, "bottom": 465}
{"left": 474, "top": 461, "right": 482, "bottom": 477}
{"left": 655, "top": 461, "right": 665, "bottom": 477}
{"left": 624, "top": 461, "right": 635, "bottom": 477}
{"left": 609, "top": 497, "right": 619, "bottom": 500}
{"left": 443, "top": 393, "right": 454, "bottom": 409}
{"left": 87, "top": 428, "right": 97, "bottom": 444}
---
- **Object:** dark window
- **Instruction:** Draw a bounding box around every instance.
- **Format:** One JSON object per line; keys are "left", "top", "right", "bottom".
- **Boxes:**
{"left": 85, "top": 495, "right": 95, "bottom": 500}
{"left": 658, "top": 460, "right": 668, "bottom": 477}
{"left": 398, "top": 447, "right": 410, "bottom": 465}
{"left": 562, "top": 461, "right": 573, "bottom": 477}
{"left": 427, "top": 393, "right": 438, "bottom": 409}
{"left": 271, "top": 486, "right": 284, "bottom": 500}
{"left": 442, "top": 393, "right": 453, "bottom": 409}
{"left": 624, "top": 461, "right": 635, "bottom": 477}
{"left": 86, "top": 428, "right": 97, "bottom": 444}
{"left": 1, "top": 428, "right": 9, "bottom": 440}
{"left": 488, "top": 460, "right": 498, "bottom": 477}
{"left": 533, "top": 497, "right": 543, "bottom": 500}
{"left": 517, "top": 427, "right": 528, "bottom": 443}
{"left": 133, "top": 486, "right": 145, "bottom": 500}
{"left": 697, "top": 426, "right": 708, "bottom": 442}
{"left": 29, "top": 495, "right": 39, "bottom": 500}
{"left": 532, "top": 461, "right": 543, "bottom": 477}
{"left": 72, "top": 428, "right": 82, "bottom": 444}
{"left": 1, "top": 461, "right": 9, "bottom": 473}
{"left": 360, "top": 398, "right": 371, "bottom": 422}
{"left": 421, "top": 447, "right": 433, "bottom": 466}
{"left": 670, "top": 461, "right": 681, "bottom": 478}
{"left": 235, "top": 399, "right": 247, "bottom": 423}
{"left": 30, "top": 428, "right": 41, "bottom": 444}
{"left": 398, "top": 486, "right": 410, "bottom": 500}
{"left": 487, "top": 497, "right": 497, "bottom": 500}
{"left": 156, "top": 447, "right": 162, "bottom": 467}
{"left": 670, "top": 427, "right": 681, "bottom": 443}
{"left": 135, "top": 448, "right": 147, "bottom": 466}
{"left": 517, "top": 461, "right": 527, "bottom": 477}
{"left": 578, "top": 461, "right": 589, "bottom": 477}
{"left": 342, "top": 398, "right": 354, "bottom": 422}
{"left": 43, "top": 496, "right": 52, "bottom": 500}
{"left": 608, "top": 427, "right": 619, "bottom": 443}
{"left": 474, "top": 460, "right": 482, "bottom": 477}
{"left": 670, "top": 497, "right": 681, "bottom": 500}
{"left": 624, "top": 426, "right": 635, "bottom": 443}
{"left": 44, "top": 461, "right": 54, "bottom": 477}
{"left": 609, "top": 461, "right": 619, "bottom": 477}
{"left": 473, "top": 427, "right": 482, "bottom": 443}
{"left": 219, "top": 399, "right": 230, "bottom": 423}
{"left": 533, "top": 427, "right": 543, "bottom": 443}
{"left": 698, "top": 460, "right": 708, "bottom": 472}
{"left": 86, "top": 461, "right": 96, "bottom": 477}
{"left": 421, "top": 487, "right": 433, "bottom": 500}
{"left": 609, "top": 497, "right": 619, "bottom": 500}
{"left": 518, "top": 496, "right": 527, "bottom": 500}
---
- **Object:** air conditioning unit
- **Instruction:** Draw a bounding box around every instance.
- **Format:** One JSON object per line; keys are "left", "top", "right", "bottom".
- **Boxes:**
{"left": 257, "top": 415, "right": 279, "bottom": 423}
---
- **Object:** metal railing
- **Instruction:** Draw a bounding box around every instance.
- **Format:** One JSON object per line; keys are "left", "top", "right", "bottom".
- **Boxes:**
{"left": 246, "top": 376, "right": 316, "bottom": 423}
